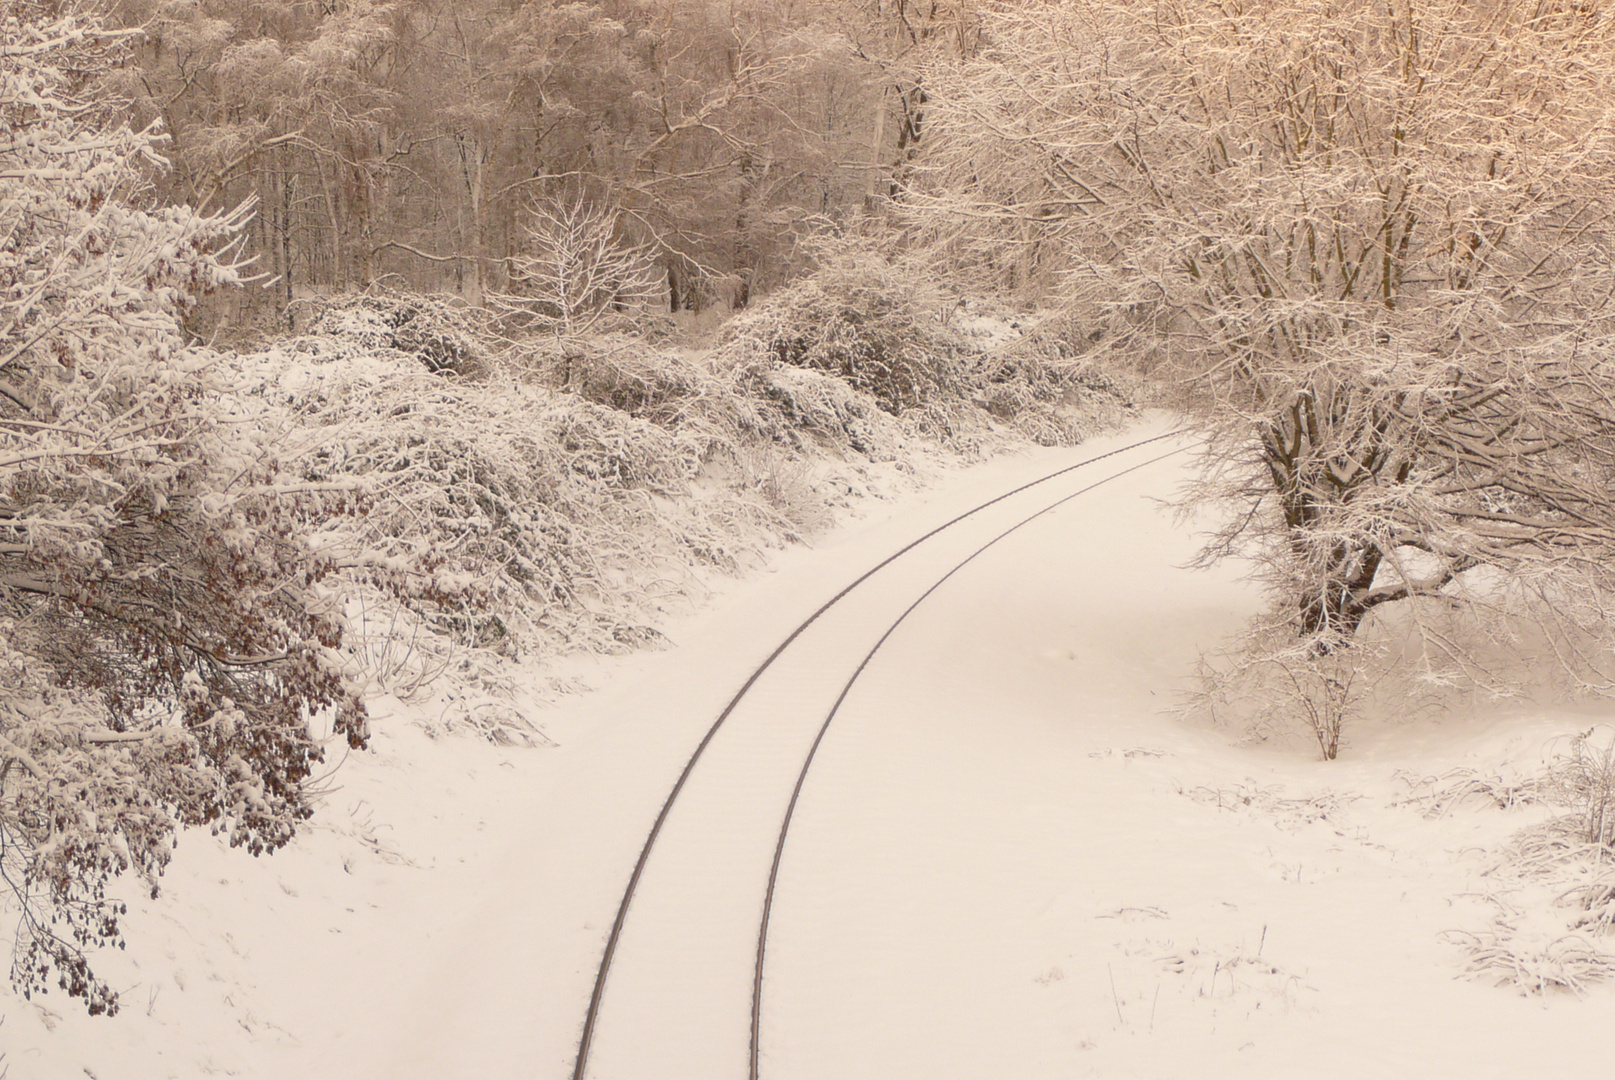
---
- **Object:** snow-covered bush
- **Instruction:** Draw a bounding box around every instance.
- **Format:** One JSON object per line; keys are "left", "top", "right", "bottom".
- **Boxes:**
{"left": 1445, "top": 930, "right": 1615, "bottom": 996}
{"left": 525, "top": 333, "right": 733, "bottom": 430}
{"left": 297, "top": 288, "right": 496, "bottom": 377}
{"left": 1190, "top": 636, "right": 1369, "bottom": 760}
{"left": 1446, "top": 808, "right": 1615, "bottom": 992}
{"left": 1543, "top": 729, "right": 1615, "bottom": 850}
{"left": 714, "top": 244, "right": 1128, "bottom": 452}
{"left": 716, "top": 244, "right": 971, "bottom": 417}
{"left": 226, "top": 330, "right": 815, "bottom": 680}
{"left": 966, "top": 311, "right": 1135, "bottom": 447}
{"left": 1, "top": 3, "right": 368, "bottom": 1015}
{"left": 1424, "top": 732, "right": 1615, "bottom": 991}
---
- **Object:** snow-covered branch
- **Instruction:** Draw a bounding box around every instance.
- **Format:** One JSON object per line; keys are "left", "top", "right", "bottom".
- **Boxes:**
{"left": 1, "top": 1, "right": 372, "bottom": 1016}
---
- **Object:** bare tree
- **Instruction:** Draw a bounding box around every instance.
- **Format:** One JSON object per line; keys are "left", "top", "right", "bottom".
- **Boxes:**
{"left": 916, "top": 0, "right": 1615, "bottom": 755}
{"left": 491, "top": 196, "right": 662, "bottom": 336}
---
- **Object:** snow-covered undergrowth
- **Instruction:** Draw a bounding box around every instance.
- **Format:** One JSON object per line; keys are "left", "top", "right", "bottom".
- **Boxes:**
{"left": 226, "top": 283, "right": 1130, "bottom": 743}
{"left": 1195, "top": 680, "right": 1615, "bottom": 997}
{"left": 1417, "top": 727, "right": 1615, "bottom": 995}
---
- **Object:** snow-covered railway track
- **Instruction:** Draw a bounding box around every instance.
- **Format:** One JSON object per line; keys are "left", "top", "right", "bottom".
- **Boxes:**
{"left": 573, "top": 431, "right": 1188, "bottom": 1080}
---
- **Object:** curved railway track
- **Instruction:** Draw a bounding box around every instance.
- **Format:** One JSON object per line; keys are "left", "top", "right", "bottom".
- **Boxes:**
{"left": 573, "top": 430, "right": 1190, "bottom": 1080}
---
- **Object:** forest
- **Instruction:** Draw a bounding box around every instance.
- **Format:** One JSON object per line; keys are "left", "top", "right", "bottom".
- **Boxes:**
{"left": 111, "top": 0, "right": 946, "bottom": 318}
{"left": 6, "top": 0, "right": 1615, "bottom": 1022}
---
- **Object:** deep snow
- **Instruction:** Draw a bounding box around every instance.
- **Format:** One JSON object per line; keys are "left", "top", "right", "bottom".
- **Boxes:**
{"left": 4, "top": 422, "right": 1612, "bottom": 1079}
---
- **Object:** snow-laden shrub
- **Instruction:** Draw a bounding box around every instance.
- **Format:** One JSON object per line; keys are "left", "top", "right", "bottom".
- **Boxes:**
{"left": 225, "top": 334, "right": 818, "bottom": 678}
{"left": 1444, "top": 929, "right": 1615, "bottom": 996}
{"left": 1, "top": 4, "right": 373, "bottom": 1016}
{"left": 1445, "top": 813, "right": 1615, "bottom": 992}
{"left": 965, "top": 312, "right": 1136, "bottom": 447}
{"left": 522, "top": 333, "right": 726, "bottom": 427}
{"left": 716, "top": 245, "right": 971, "bottom": 417}
{"left": 1426, "top": 734, "right": 1615, "bottom": 993}
{"left": 1542, "top": 729, "right": 1615, "bottom": 850}
{"left": 739, "top": 363, "right": 912, "bottom": 461}
{"left": 296, "top": 288, "right": 496, "bottom": 377}
{"left": 715, "top": 248, "right": 1132, "bottom": 453}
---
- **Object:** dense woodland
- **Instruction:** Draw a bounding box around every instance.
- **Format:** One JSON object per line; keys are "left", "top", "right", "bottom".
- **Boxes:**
{"left": 105, "top": 0, "right": 970, "bottom": 323}
{"left": 8, "top": 0, "right": 1615, "bottom": 1017}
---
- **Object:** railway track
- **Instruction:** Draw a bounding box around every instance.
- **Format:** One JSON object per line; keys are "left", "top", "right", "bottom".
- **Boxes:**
{"left": 572, "top": 430, "right": 1190, "bottom": 1080}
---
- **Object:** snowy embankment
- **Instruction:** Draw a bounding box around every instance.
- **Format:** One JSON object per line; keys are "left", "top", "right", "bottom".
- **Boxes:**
{"left": 5, "top": 424, "right": 1612, "bottom": 1079}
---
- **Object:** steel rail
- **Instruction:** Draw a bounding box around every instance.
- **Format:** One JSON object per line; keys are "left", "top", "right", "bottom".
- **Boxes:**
{"left": 748, "top": 444, "right": 1188, "bottom": 1079}
{"left": 572, "top": 429, "right": 1183, "bottom": 1080}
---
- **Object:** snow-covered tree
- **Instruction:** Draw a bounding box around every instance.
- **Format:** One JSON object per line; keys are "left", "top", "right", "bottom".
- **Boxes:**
{"left": 1, "top": 1, "right": 364, "bottom": 1014}
{"left": 916, "top": 0, "right": 1615, "bottom": 756}
{"left": 492, "top": 196, "right": 662, "bottom": 337}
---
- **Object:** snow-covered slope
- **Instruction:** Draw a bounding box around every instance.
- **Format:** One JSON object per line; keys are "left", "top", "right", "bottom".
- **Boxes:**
{"left": 5, "top": 424, "right": 1610, "bottom": 1079}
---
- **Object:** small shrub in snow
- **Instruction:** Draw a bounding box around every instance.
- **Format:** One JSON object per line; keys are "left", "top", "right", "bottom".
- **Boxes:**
{"left": 1571, "top": 882, "right": 1615, "bottom": 936}
{"left": 1442, "top": 930, "right": 1615, "bottom": 995}
{"left": 1542, "top": 728, "right": 1615, "bottom": 850}
{"left": 1180, "top": 780, "right": 1354, "bottom": 830}
{"left": 1391, "top": 767, "right": 1542, "bottom": 818}
{"left": 1443, "top": 768, "right": 1615, "bottom": 992}
{"left": 1187, "top": 627, "right": 1383, "bottom": 760}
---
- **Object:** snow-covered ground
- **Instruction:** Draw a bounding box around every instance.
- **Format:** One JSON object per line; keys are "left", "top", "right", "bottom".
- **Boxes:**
{"left": 5, "top": 423, "right": 1612, "bottom": 1079}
